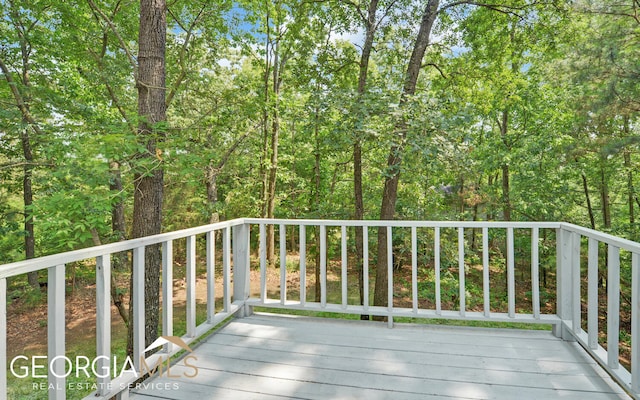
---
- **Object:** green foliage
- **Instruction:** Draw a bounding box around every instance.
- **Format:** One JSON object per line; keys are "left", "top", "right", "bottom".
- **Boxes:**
{"left": 0, "top": 0, "right": 638, "bottom": 293}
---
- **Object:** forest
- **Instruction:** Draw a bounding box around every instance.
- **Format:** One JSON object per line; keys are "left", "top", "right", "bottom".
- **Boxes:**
{"left": 0, "top": 0, "right": 639, "bottom": 280}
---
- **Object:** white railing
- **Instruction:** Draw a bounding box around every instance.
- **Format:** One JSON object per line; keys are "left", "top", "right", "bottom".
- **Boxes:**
{"left": 0, "top": 219, "right": 246, "bottom": 400}
{"left": 0, "top": 219, "right": 638, "bottom": 399}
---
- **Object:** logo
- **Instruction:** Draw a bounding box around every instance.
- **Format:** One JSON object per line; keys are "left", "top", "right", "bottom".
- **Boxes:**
{"left": 11, "top": 336, "right": 199, "bottom": 392}
{"left": 145, "top": 336, "right": 193, "bottom": 353}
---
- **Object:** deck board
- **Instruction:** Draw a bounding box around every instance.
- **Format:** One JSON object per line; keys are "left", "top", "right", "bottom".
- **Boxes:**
{"left": 130, "top": 313, "right": 631, "bottom": 400}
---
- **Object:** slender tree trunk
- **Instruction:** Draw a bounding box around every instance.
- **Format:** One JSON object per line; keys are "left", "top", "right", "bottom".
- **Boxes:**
{"left": 623, "top": 116, "right": 635, "bottom": 237}
{"left": 266, "top": 40, "right": 281, "bottom": 267}
{"left": 313, "top": 107, "right": 321, "bottom": 301}
{"left": 582, "top": 172, "right": 596, "bottom": 230}
{"left": 500, "top": 110, "right": 511, "bottom": 221}
{"left": 374, "top": 0, "right": 440, "bottom": 311}
{"left": 487, "top": 174, "right": 494, "bottom": 220}
{"left": 600, "top": 159, "right": 611, "bottom": 229}
{"left": 21, "top": 124, "right": 38, "bottom": 288}
{"left": 458, "top": 176, "right": 465, "bottom": 219}
{"left": 206, "top": 167, "right": 220, "bottom": 223}
{"left": 625, "top": 151, "right": 634, "bottom": 226}
{"left": 354, "top": 0, "right": 379, "bottom": 317}
{"left": 110, "top": 161, "right": 127, "bottom": 244}
{"left": 109, "top": 161, "right": 129, "bottom": 325}
{"left": 0, "top": 9, "right": 40, "bottom": 288}
{"left": 205, "top": 129, "right": 251, "bottom": 224}
{"left": 128, "top": 0, "right": 166, "bottom": 355}
{"left": 500, "top": 109, "right": 510, "bottom": 292}
{"left": 17, "top": 10, "right": 38, "bottom": 289}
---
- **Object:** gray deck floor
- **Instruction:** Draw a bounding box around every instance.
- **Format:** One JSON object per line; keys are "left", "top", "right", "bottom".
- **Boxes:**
{"left": 130, "top": 313, "right": 631, "bottom": 399}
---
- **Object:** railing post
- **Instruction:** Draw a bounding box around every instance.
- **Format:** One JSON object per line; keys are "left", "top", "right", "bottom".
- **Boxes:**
{"left": 0, "top": 278, "right": 7, "bottom": 399}
{"left": 205, "top": 233, "right": 215, "bottom": 324}
{"left": 233, "top": 223, "right": 251, "bottom": 317}
{"left": 259, "top": 224, "right": 267, "bottom": 302}
{"left": 280, "top": 224, "right": 287, "bottom": 305}
{"left": 507, "top": 227, "right": 515, "bottom": 318}
{"left": 434, "top": 227, "right": 441, "bottom": 315}
{"left": 607, "top": 244, "right": 620, "bottom": 369}
{"left": 320, "top": 225, "right": 327, "bottom": 308}
{"left": 555, "top": 227, "right": 571, "bottom": 339}
{"left": 299, "top": 225, "right": 306, "bottom": 307}
{"left": 571, "top": 232, "right": 581, "bottom": 336}
{"left": 162, "top": 241, "right": 174, "bottom": 349}
{"left": 363, "top": 226, "right": 369, "bottom": 313}
{"left": 341, "top": 226, "right": 348, "bottom": 310}
{"left": 631, "top": 252, "right": 640, "bottom": 394}
{"left": 458, "top": 227, "right": 466, "bottom": 317}
{"left": 96, "top": 256, "right": 111, "bottom": 396}
{"left": 132, "top": 247, "right": 145, "bottom": 371}
{"left": 531, "top": 227, "right": 540, "bottom": 319}
{"left": 223, "top": 228, "right": 231, "bottom": 312}
{"left": 587, "top": 238, "right": 599, "bottom": 349}
{"left": 186, "top": 236, "right": 196, "bottom": 337}
{"left": 48, "top": 264, "right": 66, "bottom": 400}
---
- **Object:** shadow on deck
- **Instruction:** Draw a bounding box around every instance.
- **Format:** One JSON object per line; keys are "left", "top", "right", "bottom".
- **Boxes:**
{"left": 130, "top": 313, "right": 631, "bottom": 400}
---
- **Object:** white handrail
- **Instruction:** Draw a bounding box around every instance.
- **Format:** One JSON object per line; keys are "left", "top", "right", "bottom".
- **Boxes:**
{"left": 0, "top": 219, "right": 638, "bottom": 399}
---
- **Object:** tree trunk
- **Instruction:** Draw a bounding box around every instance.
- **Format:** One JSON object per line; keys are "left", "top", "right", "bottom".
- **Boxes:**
{"left": 22, "top": 124, "right": 38, "bottom": 288}
{"left": 109, "top": 161, "right": 129, "bottom": 326}
{"left": 600, "top": 161, "right": 611, "bottom": 229}
{"left": 624, "top": 116, "right": 635, "bottom": 237}
{"left": 206, "top": 166, "right": 220, "bottom": 223}
{"left": 487, "top": 174, "right": 494, "bottom": 220}
{"left": 258, "top": 6, "right": 271, "bottom": 223}
{"left": 625, "top": 150, "right": 634, "bottom": 227}
{"left": 110, "top": 161, "right": 127, "bottom": 243}
{"left": 313, "top": 108, "right": 322, "bottom": 301}
{"left": 499, "top": 110, "right": 511, "bottom": 221}
{"left": 353, "top": 0, "right": 379, "bottom": 317}
{"left": 128, "top": 0, "right": 166, "bottom": 355}
{"left": 582, "top": 172, "right": 596, "bottom": 230}
{"left": 0, "top": 10, "right": 40, "bottom": 288}
{"left": 374, "top": 0, "right": 440, "bottom": 310}
{"left": 265, "top": 52, "right": 281, "bottom": 267}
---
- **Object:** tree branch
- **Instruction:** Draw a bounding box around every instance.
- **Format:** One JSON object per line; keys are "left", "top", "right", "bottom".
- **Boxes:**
{"left": 166, "top": 4, "right": 208, "bottom": 108}
{"left": 86, "top": 0, "right": 138, "bottom": 73}
{"left": 0, "top": 161, "right": 54, "bottom": 171}
{"left": 439, "top": 0, "right": 535, "bottom": 20}
{"left": 423, "top": 62, "right": 447, "bottom": 79}
{"left": 215, "top": 123, "right": 258, "bottom": 170}
{"left": 374, "top": 0, "right": 400, "bottom": 32}
{"left": 81, "top": 47, "right": 137, "bottom": 135}
{"left": 340, "top": 0, "right": 366, "bottom": 22}
{"left": 0, "top": 56, "right": 45, "bottom": 136}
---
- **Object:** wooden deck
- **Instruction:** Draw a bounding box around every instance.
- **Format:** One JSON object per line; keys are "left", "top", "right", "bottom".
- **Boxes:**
{"left": 130, "top": 313, "right": 631, "bottom": 400}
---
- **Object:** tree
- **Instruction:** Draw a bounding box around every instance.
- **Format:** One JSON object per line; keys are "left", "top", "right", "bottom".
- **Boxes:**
{"left": 132, "top": 0, "right": 166, "bottom": 350}
{"left": 0, "top": 0, "right": 54, "bottom": 288}
{"left": 374, "top": 0, "right": 440, "bottom": 310}
{"left": 341, "top": 0, "right": 398, "bottom": 316}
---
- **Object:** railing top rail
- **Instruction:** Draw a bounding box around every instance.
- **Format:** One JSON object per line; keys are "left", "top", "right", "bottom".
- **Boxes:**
{"left": 4, "top": 218, "right": 640, "bottom": 281}
{"left": 243, "top": 218, "right": 563, "bottom": 229}
{"left": 560, "top": 222, "right": 640, "bottom": 254}
{"left": 0, "top": 219, "right": 244, "bottom": 280}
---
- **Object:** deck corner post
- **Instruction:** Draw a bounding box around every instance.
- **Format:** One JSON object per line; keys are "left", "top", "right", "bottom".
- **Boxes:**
{"left": 554, "top": 227, "right": 576, "bottom": 341}
{"left": 233, "top": 223, "right": 252, "bottom": 317}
